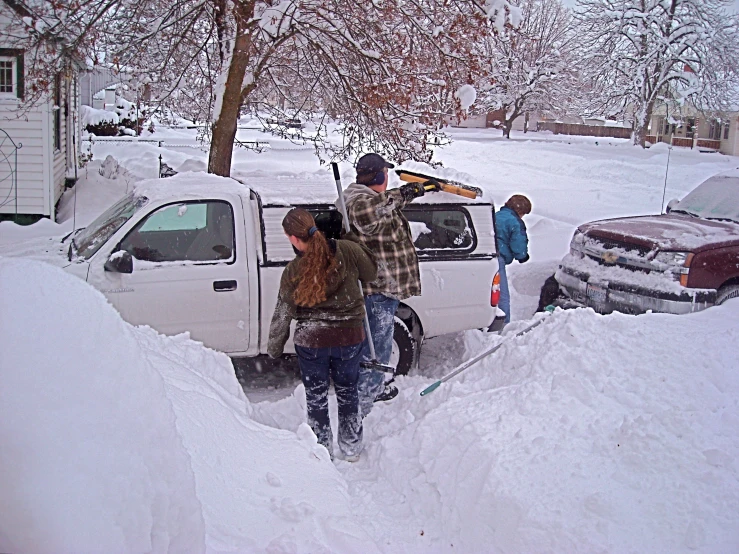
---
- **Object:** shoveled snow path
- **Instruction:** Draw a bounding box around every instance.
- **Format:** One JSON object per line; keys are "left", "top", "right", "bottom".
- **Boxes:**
{"left": 251, "top": 305, "right": 739, "bottom": 552}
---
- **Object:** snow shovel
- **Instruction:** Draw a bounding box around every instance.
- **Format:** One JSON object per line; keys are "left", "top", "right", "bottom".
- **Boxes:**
{"left": 396, "top": 169, "right": 483, "bottom": 199}
{"left": 331, "top": 162, "right": 395, "bottom": 377}
{"left": 420, "top": 309, "right": 553, "bottom": 397}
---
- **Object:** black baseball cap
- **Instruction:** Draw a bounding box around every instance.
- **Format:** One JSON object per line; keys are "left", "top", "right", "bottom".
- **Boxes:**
{"left": 356, "top": 153, "right": 395, "bottom": 176}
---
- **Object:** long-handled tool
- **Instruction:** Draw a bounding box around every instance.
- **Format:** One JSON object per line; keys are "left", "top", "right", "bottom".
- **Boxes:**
{"left": 396, "top": 169, "right": 483, "bottom": 199}
{"left": 420, "top": 311, "right": 552, "bottom": 396}
{"left": 331, "top": 162, "right": 395, "bottom": 375}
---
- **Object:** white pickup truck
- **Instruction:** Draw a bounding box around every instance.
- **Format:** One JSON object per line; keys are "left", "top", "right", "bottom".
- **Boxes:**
{"left": 62, "top": 171, "right": 504, "bottom": 373}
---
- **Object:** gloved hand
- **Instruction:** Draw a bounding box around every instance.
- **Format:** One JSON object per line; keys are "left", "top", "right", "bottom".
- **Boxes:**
{"left": 518, "top": 254, "right": 530, "bottom": 264}
{"left": 423, "top": 179, "right": 443, "bottom": 193}
{"left": 400, "top": 182, "right": 425, "bottom": 202}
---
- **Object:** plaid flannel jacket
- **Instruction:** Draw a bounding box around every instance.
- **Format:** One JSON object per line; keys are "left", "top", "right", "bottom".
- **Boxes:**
{"left": 341, "top": 182, "right": 421, "bottom": 300}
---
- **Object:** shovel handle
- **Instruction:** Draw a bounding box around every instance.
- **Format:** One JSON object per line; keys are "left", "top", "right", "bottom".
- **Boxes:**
{"left": 420, "top": 380, "right": 441, "bottom": 396}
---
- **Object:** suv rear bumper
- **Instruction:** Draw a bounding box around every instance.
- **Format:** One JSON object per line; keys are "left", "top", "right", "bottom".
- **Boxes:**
{"left": 555, "top": 266, "right": 715, "bottom": 315}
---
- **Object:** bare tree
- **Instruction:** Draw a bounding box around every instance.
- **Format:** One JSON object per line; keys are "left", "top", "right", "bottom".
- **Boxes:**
{"left": 574, "top": 0, "right": 739, "bottom": 147}
{"left": 473, "top": 0, "right": 580, "bottom": 138}
{"left": 2, "top": 0, "right": 523, "bottom": 175}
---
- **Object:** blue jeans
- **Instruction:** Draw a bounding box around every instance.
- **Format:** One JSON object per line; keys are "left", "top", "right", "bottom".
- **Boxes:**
{"left": 362, "top": 293, "right": 400, "bottom": 364}
{"left": 357, "top": 294, "right": 399, "bottom": 418}
{"left": 498, "top": 256, "right": 511, "bottom": 324}
{"left": 295, "top": 342, "right": 363, "bottom": 459}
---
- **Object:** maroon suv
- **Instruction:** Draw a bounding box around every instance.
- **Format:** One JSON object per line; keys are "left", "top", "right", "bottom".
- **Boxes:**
{"left": 555, "top": 170, "right": 739, "bottom": 315}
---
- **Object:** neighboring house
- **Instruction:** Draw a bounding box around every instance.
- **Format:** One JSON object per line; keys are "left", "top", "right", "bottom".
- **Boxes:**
{"left": 647, "top": 103, "right": 739, "bottom": 156}
{"left": 0, "top": 2, "right": 82, "bottom": 222}
{"left": 449, "top": 110, "right": 535, "bottom": 131}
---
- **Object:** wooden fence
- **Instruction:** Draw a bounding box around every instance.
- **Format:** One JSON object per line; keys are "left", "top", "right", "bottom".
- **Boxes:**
{"left": 536, "top": 121, "right": 633, "bottom": 139}
{"left": 696, "top": 138, "right": 721, "bottom": 150}
{"left": 646, "top": 137, "right": 722, "bottom": 150}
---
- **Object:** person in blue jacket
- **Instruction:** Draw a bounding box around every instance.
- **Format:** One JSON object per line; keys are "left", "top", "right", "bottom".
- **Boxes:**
{"left": 495, "top": 195, "right": 532, "bottom": 324}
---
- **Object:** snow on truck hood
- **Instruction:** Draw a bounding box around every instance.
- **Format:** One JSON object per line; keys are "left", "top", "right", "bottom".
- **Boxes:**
{"left": 579, "top": 213, "right": 739, "bottom": 251}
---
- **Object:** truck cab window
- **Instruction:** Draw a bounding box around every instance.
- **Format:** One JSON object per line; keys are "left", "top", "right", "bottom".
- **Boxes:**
{"left": 120, "top": 201, "right": 235, "bottom": 262}
{"left": 404, "top": 207, "right": 475, "bottom": 254}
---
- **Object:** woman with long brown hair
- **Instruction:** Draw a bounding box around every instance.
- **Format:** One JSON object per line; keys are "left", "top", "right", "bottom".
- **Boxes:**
{"left": 268, "top": 208, "right": 377, "bottom": 462}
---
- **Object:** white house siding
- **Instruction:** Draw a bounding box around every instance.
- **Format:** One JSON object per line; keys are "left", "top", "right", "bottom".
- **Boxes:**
{"left": 1, "top": 4, "right": 79, "bottom": 219}
{"left": 0, "top": 102, "right": 48, "bottom": 216}
{"left": 451, "top": 114, "right": 487, "bottom": 128}
{"left": 720, "top": 115, "right": 739, "bottom": 157}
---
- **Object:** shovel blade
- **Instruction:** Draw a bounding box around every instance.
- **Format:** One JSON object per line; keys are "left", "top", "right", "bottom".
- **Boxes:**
{"left": 360, "top": 360, "right": 395, "bottom": 374}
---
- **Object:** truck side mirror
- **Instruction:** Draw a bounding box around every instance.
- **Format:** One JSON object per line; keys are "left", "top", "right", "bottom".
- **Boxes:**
{"left": 104, "top": 250, "right": 133, "bottom": 273}
{"left": 665, "top": 198, "right": 679, "bottom": 213}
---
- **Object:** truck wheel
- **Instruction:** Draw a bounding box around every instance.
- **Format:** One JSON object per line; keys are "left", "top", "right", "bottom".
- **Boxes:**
{"left": 390, "top": 318, "right": 417, "bottom": 376}
{"left": 716, "top": 284, "right": 739, "bottom": 305}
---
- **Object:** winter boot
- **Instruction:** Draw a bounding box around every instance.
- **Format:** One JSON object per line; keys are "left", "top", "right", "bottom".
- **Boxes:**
{"left": 374, "top": 382, "right": 399, "bottom": 402}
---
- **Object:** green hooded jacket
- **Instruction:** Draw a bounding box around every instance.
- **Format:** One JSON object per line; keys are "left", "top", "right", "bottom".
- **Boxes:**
{"left": 267, "top": 236, "right": 377, "bottom": 358}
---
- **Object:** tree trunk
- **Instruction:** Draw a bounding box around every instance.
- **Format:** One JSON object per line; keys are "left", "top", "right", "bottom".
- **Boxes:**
{"left": 502, "top": 120, "right": 512, "bottom": 138}
{"left": 632, "top": 99, "right": 655, "bottom": 148}
{"left": 208, "top": 2, "right": 255, "bottom": 177}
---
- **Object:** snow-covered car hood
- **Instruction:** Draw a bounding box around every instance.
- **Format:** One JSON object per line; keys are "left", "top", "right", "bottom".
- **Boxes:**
{"left": 578, "top": 213, "right": 739, "bottom": 252}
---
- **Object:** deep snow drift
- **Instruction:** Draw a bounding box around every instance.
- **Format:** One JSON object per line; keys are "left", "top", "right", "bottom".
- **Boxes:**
{"left": 0, "top": 258, "right": 377, "bottom": 553}
{"left": 252, "top": 304, "right": 739, "bottom": 552}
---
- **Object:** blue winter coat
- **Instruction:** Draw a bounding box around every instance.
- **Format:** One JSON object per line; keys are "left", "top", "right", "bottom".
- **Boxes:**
{"left": 495, "top": 206, "right": 529, "bottom": 265}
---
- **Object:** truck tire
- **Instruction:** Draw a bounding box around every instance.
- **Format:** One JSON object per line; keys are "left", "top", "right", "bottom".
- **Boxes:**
{"left": 716, "top": 284, "right": 739, "bottom": 306}
{"left": 391, "top": 318, "right": 417, "bottom": 376}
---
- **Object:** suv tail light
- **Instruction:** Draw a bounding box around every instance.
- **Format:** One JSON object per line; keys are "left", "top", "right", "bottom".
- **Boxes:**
{"left": 491, "top": 272, "right": 501, "bottom": 306}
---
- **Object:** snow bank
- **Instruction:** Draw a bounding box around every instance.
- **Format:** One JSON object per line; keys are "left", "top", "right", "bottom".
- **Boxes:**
{"left": 0, "top": 218, "right": 65, "bottom": 243}
{"left": 254, "top": 305, "right": 739, "bottom": 552}
{"left": 81, "top": 104, "right": 120, "bottom": 127}
{"left": 0, "top": 258, "right": 378, "bottom": 553}
{"left": 0, "top": 258, "right": 205, "bottom": 553}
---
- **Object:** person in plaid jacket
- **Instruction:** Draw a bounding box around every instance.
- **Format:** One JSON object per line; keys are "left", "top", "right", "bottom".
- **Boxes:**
{"left": 340, "top": 153, "right": 439, "bottom": 410}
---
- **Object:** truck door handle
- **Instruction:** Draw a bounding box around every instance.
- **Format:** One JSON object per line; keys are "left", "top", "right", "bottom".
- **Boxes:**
{"left": 213, "top": 280, "right": 237, "bottom": 292}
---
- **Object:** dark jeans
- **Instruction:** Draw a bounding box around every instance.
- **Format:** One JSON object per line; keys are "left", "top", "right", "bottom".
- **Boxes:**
{"left": 358, "top": 294, "right": 399, "bottom": 418}
{"left": 295, "top": 342, "right": 363, "bottom": 459}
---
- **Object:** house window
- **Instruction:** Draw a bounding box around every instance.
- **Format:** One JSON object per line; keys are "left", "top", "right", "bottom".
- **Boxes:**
{"left": 708, "top": 120, "right": 722, "bottom": 141}
{"left": 0, "top": 49, "right": 23, "bottom": 99}
{"left": 0, "top": 58, "right": 14, "bottom": 94}
{"left": 53, "top": 74, "right": 61, "bottom": 151}
{"left": 725, "top": 124, "right": 731, "bottom": 140}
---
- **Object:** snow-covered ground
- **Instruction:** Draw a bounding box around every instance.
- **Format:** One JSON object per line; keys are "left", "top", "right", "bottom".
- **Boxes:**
{"left": 1, "top": 125, "right": 738, "bottom": 552}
